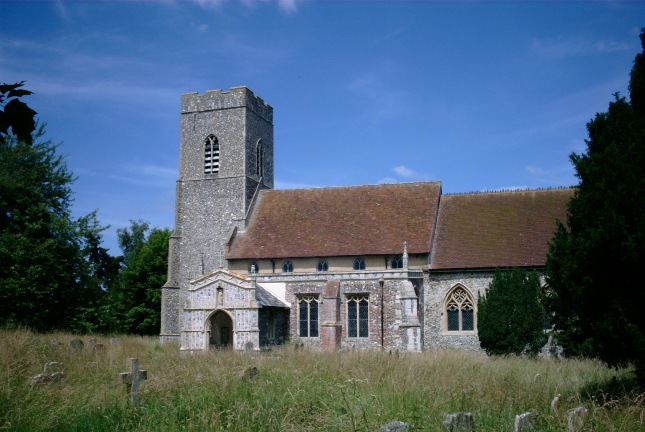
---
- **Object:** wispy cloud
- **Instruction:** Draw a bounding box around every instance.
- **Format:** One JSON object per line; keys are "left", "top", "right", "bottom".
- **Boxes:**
{"left": 393, "top": 165, "right": 417, "bottom": 178}
{"left": 347, "top": 73, "right": 409, "bottom": 122}
{"left": 378, "top": 165, "right": 431, "bottom": 184}
{"left": 187, "top": 0, "right": 300, "bottom": 13}
{"left": 526, "top": 165, "right": 549, "bottom": 175}
{"left": 531, "top": 37, "right": 632, "bottom": 59}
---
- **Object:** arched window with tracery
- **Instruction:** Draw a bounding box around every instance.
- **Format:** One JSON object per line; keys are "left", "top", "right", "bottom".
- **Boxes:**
{"left": 445, "top": 286, "right": 475, "bottom": 332}
{"left": 282, "top": 261, "right": 293, "bottom": 273}
{"left": 204, "top": 134, "right": 220, "bottom": 174}
{"left": 353, "top": 258, "right": 366, "bottom": 271}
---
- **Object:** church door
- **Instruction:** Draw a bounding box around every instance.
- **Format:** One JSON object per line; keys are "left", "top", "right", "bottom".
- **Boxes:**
{"left": 209, "top": 310, "right": 233, "bottom": 348}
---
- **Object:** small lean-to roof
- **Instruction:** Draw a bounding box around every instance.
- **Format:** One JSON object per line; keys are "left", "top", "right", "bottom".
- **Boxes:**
{"left": 227, "top": 181, "right": 442, "bottom": 259}
{"left": 430, "top": 188, "right": 574, "bottom": 270}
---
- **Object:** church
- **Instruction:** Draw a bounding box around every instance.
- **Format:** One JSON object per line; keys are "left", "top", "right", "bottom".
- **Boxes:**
{"left": 160, "top": 86, "right": 573, "bottom": 352}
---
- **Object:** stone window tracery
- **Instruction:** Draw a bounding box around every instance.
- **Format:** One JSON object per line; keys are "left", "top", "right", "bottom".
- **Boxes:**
{"left": 391, "top": 255, "right": 404, "bottom": 269}
{"left": 353, "top": 258, "right": 366, "bottom": 271}
{"left": 317, "top": 260, "right": 328, "bottom": 272}
{"left": 298, "top": 295, "right": 319, "bottom": 338}
{"left": 347, "top": 295, "right": 369, "bottom": 337}
{"left": 204, "top": 134, "right": 220, "bottom": 174}
{"left": 282, "top": 261, "right": 293, "bottom": 273}
{"left": 445, "top": 286, "right": 475, "bottom": 332}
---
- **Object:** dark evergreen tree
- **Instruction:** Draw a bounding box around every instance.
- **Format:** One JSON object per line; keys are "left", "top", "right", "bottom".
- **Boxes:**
{"left": 545, "top": 30, "right": 645, "bottom": 384}
{"left": 111, "top": 221, "right": 170, "bottom": 335}
{"left": 0, "top": 82, "right": 117, "bottom": 332}
{"left": 478, "top": 268, "right": 547, "bottom": 355}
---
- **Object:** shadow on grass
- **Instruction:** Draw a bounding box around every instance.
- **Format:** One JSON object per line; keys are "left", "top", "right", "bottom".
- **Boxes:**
{"left": 579, "top": 371, "right": 641, "bottom": 405}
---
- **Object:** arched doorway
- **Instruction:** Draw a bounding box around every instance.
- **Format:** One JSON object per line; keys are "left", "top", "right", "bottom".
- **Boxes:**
{"left": 209, "top": 310, "right": 233, "bottom": 348}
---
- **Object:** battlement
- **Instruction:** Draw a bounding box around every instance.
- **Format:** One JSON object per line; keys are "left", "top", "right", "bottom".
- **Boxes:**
{"left": 181, "top": 86, "right": 273, "bottom": 123}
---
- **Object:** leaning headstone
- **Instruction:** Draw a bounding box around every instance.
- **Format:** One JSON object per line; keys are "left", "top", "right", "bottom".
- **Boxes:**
{"left": 443, "top": 412, "right": 476, "bottom": 432}
{"left": 567, "top": 407, "right": 588, "bottom": 432}
{"left": 30, "top": 373, "right": 51, "bottom": 386}
{"left": 110, "top": 338, "right": 121, "bottom": 346}
{"left": 88, "top": 338, "right": 97, "bottom": 347}
{"left": 69, "top": 339, "right": 84, "bottom": 352}
{"left": 514, "top": 412, "right": 538, "bottom": 432}
{"left": 44, "top": 361, "right": 63, "bottom": 373}
{"left": 381, "top": 420, "right": 410, "bottom": 432}
{"left": 550, "top": 394, "right": 561, "bottom": 414}
{"left": 119, "top": 358, "right": 147, "bottom": 407}
{"left": 93, "top": 343, "right": 106, "bottom": 356}
{"left": 50, "top": 371, "right": 64, "bottom": 382}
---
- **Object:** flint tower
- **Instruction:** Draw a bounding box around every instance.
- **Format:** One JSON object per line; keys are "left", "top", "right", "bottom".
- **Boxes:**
{"left": 160, "top": 87, "right": 274, "bottom": 343}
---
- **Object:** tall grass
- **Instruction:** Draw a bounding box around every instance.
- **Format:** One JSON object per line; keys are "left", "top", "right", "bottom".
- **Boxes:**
{"left": 1, "top": 329, "right": 642, "bottom": 431}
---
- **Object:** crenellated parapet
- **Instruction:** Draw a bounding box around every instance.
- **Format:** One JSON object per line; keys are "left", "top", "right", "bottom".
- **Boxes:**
{"left": 181, "top": 86, "right": 273, "bottom": 123}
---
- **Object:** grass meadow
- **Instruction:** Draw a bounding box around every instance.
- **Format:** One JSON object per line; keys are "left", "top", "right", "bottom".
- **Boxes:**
{"left": 0, "top": 329, "right": 643, "bottom": 431}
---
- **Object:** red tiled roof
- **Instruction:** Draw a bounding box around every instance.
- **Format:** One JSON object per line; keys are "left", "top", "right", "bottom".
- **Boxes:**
{"left": 430, "top": 188, "right": 574, "bottom": 270}
{"left": 227, "top": 182, "right": 442, "bottom": 259}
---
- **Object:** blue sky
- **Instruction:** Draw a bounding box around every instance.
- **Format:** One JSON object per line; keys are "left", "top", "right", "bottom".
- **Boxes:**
{"left": 1, "top": 0, "right": 643, "bottom": 253}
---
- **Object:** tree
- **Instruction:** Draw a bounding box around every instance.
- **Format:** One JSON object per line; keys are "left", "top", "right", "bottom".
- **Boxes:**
{"left": 110, "top": 221, "right": 170, "bottom": 335}
{"left": 0, "top": 82, "right": 37, "bottom": 144}
{"left": 0, "top": 82, "right": 116, "bottom": 332}
{"left": 478, "top": 268, "right": 547, "bottom": 356}
{"left": 545, "top": 30, "right": 645, "bottom": 384}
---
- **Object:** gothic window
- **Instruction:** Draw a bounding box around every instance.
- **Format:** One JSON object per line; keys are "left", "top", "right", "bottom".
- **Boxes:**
{"left": 282, "top": 261, "right": 293, "bottom": 273}
{"left": 298, "top": 295, "right": 319, "bottom": 337}
{"left": 445, "top": 286, "right": 475, "bottom": 332}
{"left": 353, "top": 258, "right": 366, "bottom": 271}
{"left": 317, "top": 260, "right": 328, "bottom": 272}
{"left": 391, "top": 256, "right": 403, "bottom": 269}
{"left": 204, "top": 135, "right": 220, "bottom": 174}
{"left": 249, "top": 261, "right": 259, "bottom": 274}
{"left": 256, "top": 139, "right": 264, "bottom": 177}
{"left": 347, "top": 295, "right": 369, "bottom": 337}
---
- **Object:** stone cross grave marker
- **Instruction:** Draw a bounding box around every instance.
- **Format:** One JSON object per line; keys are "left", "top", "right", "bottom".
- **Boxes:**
{"left": 119, "top": 358, "right": 147, "bottom": 407}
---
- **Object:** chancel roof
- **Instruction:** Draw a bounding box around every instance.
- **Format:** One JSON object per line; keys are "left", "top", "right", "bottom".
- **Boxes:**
{"left": 430, "top": 188, "right": 574, "bottom": 270}
{"left": 227, "top": 181, "right": 443, "bottom": 259}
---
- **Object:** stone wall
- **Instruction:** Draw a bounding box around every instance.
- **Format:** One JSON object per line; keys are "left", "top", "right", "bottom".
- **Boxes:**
{"left": 424, "top": 271, "right": 492, "bottom": 351}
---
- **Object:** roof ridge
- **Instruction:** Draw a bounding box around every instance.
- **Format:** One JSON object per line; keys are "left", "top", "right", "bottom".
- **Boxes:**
{"left": 444, "top": 186, "right": 575, "bottom": 196}
{"left": 266, "top": 180, "right": 442, "bottom": 193}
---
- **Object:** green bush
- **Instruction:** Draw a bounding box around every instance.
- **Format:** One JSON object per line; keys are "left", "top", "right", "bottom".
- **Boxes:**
{"left": 478, "top": 268, "right": 547, "bottom": 355}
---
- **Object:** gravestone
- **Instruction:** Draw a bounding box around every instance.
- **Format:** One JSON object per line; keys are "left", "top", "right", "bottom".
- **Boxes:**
{"left": 514, "top": 412, "right": 537, "bottom": 431}
{"left": 93, "top": 343, "right": 106, "bottom": 356}
{"left": 30, "top": 371, "right": 64, "bottom": 386}
{"left": 44, "top": 361, "right": 62, "bottom": 373}
{"left": 566, "top": 407, "right": 588, "bottom": 432}
{"left": 111, "top": 338, "right": 121, "bottom": 346}
{"left": 119, "top": 358, "right": 148, "bottom": 407}
{"left": 30, "top": 374, "right": 50, "bottom": 386}
{"left": 88, "top": 338, "right": 97, "bottom": 347}
{"left": 550, "top": 394, "right": 561, "bottom": 414}
{"left": 381, "top": 420, "right": 410, "bottom": 432}
{"left": 69, "top": 339, "right": 84, "bottom": 352}
{"left": 443, "top": 412, "right": 476, "bottom": 432}
{"left": 240, "top": 366, "right": 258, "bottom": 380}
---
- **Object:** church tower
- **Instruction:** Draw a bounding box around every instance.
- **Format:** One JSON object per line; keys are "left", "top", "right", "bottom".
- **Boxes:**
{"left": 160, "top": 87, "right": 274, "bottom": 344}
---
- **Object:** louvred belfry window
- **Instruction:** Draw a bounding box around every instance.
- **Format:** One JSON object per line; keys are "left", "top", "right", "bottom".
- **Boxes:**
{"left": 204, "top": 134, "right": 219, "bottom": 174}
